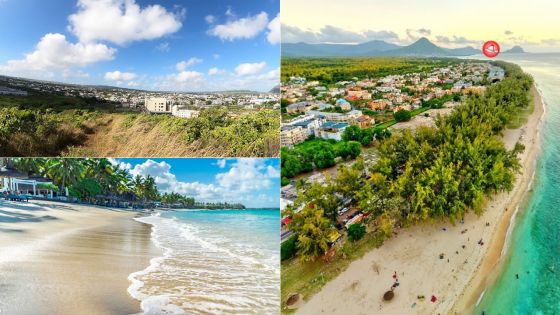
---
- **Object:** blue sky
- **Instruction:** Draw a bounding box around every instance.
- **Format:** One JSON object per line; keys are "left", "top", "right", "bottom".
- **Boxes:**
{"left": 0, "top": 0, "right": 280, "bottom": 92}
{"left": 111, "top": 158, "right": 280, "bottom": 208}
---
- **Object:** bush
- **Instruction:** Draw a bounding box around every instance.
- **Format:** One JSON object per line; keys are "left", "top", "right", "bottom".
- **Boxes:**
{"left": 394, "top": 109, "right": 412, "bottom": 122}
{"left": 347, "top": 223, "right": 366, "bottom": 241}
{"left": 281, "top": 234, "right": 297, "bottom": 261}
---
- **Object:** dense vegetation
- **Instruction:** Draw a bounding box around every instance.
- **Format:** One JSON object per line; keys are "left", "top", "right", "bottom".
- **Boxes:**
{"left": 281, "top": 57, "right": 464, "bottom": 83}
{"left": 281, "top": 127, "right": 390, "bottom": 184}
{"left": 284, "top": 61, "right": 532, "bottom": 261}
{"left": 281, "top": 137, "right": 361, "bottom": 184}
{"left": 7, "top": 158, "right": 245, "bottom": 209}
{"left": 0, "top": 92, "right": 279, "bottom": 156}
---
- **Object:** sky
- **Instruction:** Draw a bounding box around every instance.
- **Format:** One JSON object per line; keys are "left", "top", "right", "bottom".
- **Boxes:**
{"left": 0, "top": 0, "right": 280, "bottom": 92}
{"left": 282, "top": 0, "right": 560, "bottom": 52}
{"left": 111, "top": 158, "right": 280, "bottom": 208}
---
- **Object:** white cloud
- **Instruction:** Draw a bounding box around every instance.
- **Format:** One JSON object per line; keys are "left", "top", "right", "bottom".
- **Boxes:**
{"left": 208, "top": 11, "right": 268, "bottom": 41}
{"left": 108, "top": 158, "right": 132, "bottom": 171}
{"left": 258, "top": 67, "right": 280, "bottom": 81}
{"left": 215, "top": 159, "right": 276, "bottom": 193}
{"left": 104, "top": 70, "right": 137, "bottom": 81}
{"left": 168, "top": 70, "right": 204, "bottom": 83}
{"left": 213, "top": 54, "right": 220, "bottom": 59}
{"left": 0, "top": 33, "right": 115, "bottom": 72}
{"left": 267, "top": 14, "right": 280, "bottom": 44}
{"left": 127, "top": 81, "right": 140, "bottom": 87}
{"left": 156, "top": 42, "right": 170, "bottom": 52}
{"left": 216, "top": 159, "right": 227, "bottom": 168}
{"left": 129, "top": 159, "right": 280, "bottom": 206}
{"left": 234, "top": 62, "right": 266, "bottom": 76}
{"left": 205, "top": 14, "right": 215, "bottom": 24}
{"left": 225, "top": 7, "right": 234, "bottom": 17}
{"left": 208, "top": 67, "right": 225, "bottom": 75}
{"left": 176, "top": 57, "right": 203, "bottom": 71}
{"left": 68, "top": 0, "right": 183, "bottom": 45}
{"left": 282, "top": 24, "right": 400, "bottom": 44}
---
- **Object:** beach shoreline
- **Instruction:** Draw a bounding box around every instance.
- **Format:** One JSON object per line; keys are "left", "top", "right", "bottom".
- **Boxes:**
{"left": 0, "top": 200, "right": 159, "bottom": 315}
{"left": 294, "top": 84, "right": 544, "bottom": 315}
{"left": 449, "top": 83, "right": 545, "bottom": 314}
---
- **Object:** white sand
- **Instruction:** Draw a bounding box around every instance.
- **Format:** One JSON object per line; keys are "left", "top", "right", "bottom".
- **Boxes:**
{"left": 0, "top": 200, "right": 159, "bottom": 315}
{"left": 295, "top": 86, "right": 544, "bottom": 315}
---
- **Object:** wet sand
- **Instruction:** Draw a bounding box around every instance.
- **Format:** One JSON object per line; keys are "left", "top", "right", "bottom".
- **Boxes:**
{"left": 295, "top": 85, "right": 544, "bottom": 315}
{"left": 0, "top": 200, "right": 159, "bottom": 315}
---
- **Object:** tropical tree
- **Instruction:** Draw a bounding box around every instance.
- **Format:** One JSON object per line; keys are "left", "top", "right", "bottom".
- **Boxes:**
{"left": 44, "top": 158, "right": 85, "bottom": 194}
{"left": 289, "top": 203, "right": 335, "bottom": 261}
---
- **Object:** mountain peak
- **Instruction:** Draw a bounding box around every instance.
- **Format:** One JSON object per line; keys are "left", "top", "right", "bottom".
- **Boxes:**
{"left": 504, "top": 45, "right": 525, "bottom": 53}
{"left": 415, "top": 37, "right": 431, "bottom": 43}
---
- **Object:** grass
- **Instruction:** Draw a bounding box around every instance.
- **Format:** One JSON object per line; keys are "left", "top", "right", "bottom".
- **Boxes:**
{"left": 281, "top": 230, "right": 386, "bottom": 314}
{"left": 506, "top": 92, "right": 535, "bottom": 129}
{"left": 374, "top": 106, "right": 431, "bottom": 130}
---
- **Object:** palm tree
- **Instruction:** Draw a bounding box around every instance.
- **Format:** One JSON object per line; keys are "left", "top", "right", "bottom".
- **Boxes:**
{"left": 45, "top": 159, "right": 85, "bottom": 195}
{"left": 84, "top": 159, "right": 115, "bottom": 194}
{"left": 13, "top": 158, "right": 46, "bottom": 176}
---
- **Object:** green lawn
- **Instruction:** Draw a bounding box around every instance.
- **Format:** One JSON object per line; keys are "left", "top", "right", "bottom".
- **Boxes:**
{"left": 374, "top": 106, "right": 430, "bottom": 130}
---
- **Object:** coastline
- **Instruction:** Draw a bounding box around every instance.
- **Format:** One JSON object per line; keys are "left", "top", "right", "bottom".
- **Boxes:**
{"left": 294, "top": 84, "right": 544, "bottom": 315}
{"left": 0, "top": 200, "right": 159, "bottom": 315}
{"left": 449, "top": 83, "right": 545, "bottom": 314}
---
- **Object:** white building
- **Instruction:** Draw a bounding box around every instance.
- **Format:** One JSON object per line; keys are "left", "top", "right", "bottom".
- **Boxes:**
{"left": 281, "top": 125, "right": 308, "bottom": 147}
{"left": 145, "top": 97, "right": 171, "bottom": 113}
{"left": 171, "top": 105, "right": 199, "bottom": 119}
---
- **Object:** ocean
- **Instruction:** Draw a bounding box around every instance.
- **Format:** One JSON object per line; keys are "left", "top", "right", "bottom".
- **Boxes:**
{"left": 474, "top": 53, "right": 560, "bottom": 314}
{"left": 129, "top": 209, "right": 280, "bottom": 314}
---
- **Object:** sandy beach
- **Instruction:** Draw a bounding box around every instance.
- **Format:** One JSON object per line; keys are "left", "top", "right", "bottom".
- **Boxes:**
{"left": 295, "top": 85, "right": 544, "bottom": 315}
{"left": 0, "top": 200, "right": 159, "bottom": 315}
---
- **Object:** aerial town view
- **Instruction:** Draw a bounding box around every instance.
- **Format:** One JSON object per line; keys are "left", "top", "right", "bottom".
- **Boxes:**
{"left": 280, "top": 0, "right": 560, "bottom": 314}
{"left": 0, "top": 0, "right": 280, "bottom": 157}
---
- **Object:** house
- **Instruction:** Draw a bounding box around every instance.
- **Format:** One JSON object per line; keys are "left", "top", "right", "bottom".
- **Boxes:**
{"left": 335, "top": 99, "right": 352, "bottom": 111}
{"left": 393, "top": 104, "right": 412, "bottom": 112}
{"left": 291, "top": 117, "right": 323, "bottom": 136}
{"left": 368, "top": 99, "right": 389, "bottom": 111}
{"left": 171, "top": 105, "right": 199, "bottom": 118}
{"left": 488, "top": 67, "right": 505, "bottom": 82}
{"left": 281, "top": 125, "right": 308, "bottom": 147}
{"left": 286, "top": 101, "right": 314, "bottom": 114}
{"left": 316, "top": 121, "right": 348, "bottom": 141}
{"left": 347, "top": 87, "right": 371, "bottom": 100}
{"left": 0, "top": 167, "right": 55, "bottom": 198}
{"left": 145, "top": 97, "right": 171, "bottom": 113}
{"left": 356, "top": 115, "right": 374, "bottom": 129}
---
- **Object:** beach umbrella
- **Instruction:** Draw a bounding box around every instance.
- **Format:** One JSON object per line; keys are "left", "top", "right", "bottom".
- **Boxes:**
{"left": 383, "top": 290, "right": 394, "bottom": 301}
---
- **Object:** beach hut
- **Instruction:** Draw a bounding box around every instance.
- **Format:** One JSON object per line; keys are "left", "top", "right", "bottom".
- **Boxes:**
{"left": 0, "top": 167, "right": 56, "bottom": 198}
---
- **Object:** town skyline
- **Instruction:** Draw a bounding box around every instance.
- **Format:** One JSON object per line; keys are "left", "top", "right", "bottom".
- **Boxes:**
{"left": 282, "top": 0, "right": 560, "bottom": 52}
{"left": 0, "top": 0, "right": 280, "bottom": 92}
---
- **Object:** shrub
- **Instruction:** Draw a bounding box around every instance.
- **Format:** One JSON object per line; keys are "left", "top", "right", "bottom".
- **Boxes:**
{"left": 281, "top": 234, "right": 297, "bottom": 261}
{"left": 394, "top": 109, "right": 412, "bottom": 122}
{"left": 347, "top": 223, "right": 366, "bottom": 241}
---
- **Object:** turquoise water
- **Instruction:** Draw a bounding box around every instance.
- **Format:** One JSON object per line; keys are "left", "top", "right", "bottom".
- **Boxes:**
{"left": 130, "top": 209, "right": 280, "bottom": 314}
{"left": 474, "top": 53, "right": 560, "bottom": 314}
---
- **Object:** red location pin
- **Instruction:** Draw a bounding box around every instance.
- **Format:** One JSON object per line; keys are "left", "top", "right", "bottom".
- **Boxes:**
{"left": 482, "top": 41, "right": 500, "bottom": 58}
